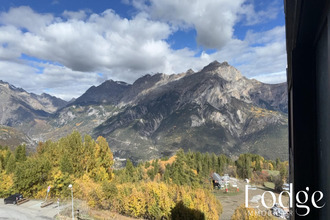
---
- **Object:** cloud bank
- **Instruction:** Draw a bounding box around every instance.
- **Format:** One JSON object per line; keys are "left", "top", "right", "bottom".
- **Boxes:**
{"left": 0, "top": 1, "right": 286, "bottom": 100}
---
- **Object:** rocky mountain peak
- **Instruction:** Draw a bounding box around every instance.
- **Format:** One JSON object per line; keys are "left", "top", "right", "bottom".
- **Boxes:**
{"left": 0, "top": 61, "right": 288, "bottom": 161}
{"left": 186, "top": 69, "right": 195, "bottom": 75}
{"left": 201, "top": 60, "right": 223, "bottom": 71}
{"left": 102, "top": 79, "right": 127, "bottom": 87}
{"left": 0, "top": 80, "right": 25, "bottom": 93}
{"left": 72, "top": 79, "right": 131, "bottom": 106}
{"left": 0, "top": 79, "right": 69, "bottom": 138}
{"left": 201, "top": 60, "right": 242, "bottom": 82}
{"left": 91, "top": 61, "right": 288, "bottom": 161}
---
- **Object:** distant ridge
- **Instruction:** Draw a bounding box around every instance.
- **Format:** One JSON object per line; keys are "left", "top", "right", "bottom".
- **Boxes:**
{"left": 0, "top": 61, "right": 288, "bottom": 162}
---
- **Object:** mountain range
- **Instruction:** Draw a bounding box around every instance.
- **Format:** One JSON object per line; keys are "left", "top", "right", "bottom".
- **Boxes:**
{"left": 0, "top": 61, "right": 288, "bottom": 162}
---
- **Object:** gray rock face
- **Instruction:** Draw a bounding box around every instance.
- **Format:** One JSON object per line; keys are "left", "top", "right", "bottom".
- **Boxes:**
{"left": 0, "top": 61, "right": 288, "bottom": 162}
{"left": 0, "top": 80, "right": 67, "bottom": 128}
{"left": 72, "top": 80, "right": 131, "bottom": 106}
{"left": 0, "top": 81, "right": 68, "bottom": 148}
{"left": 92, "top": 61, "right": 288, "bottom": 162}
{"left": 0, "top": 125, "right": 35, "bottom": 151}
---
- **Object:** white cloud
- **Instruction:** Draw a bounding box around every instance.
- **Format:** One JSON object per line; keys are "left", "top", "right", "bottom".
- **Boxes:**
{"left": 206, "top": 25, "right": 287, "bottom": 81}
{"left": 238, "top": 1, "right": 281, "bottom": 26}
{"left": 0, "top": 60, "right": 104, "bottom": 100}
{"left": 0, "top": 3, "right": 286, "bottom": 100}
{"left": 0, "top": 7, "right": 199, "bottom": 99}
{"left": 128, "top": 0, "right": 245, "bottom": 49}
{"left": 126, "top": 0, "right": 282, "bottom": 50}
{"left": 251, "top": 71, "right": 286, "bottom": 84}
{"left": 62, "top": 10, "right": 88, "bottom": 20}
{"left": 0, "top": 6, "right": 54, "bottom": 32}
{"left": 244, "top": 26, "right": 285, "bottom": 45}
{"left": 0, "top": 7, "right": 173, "bottom": 78}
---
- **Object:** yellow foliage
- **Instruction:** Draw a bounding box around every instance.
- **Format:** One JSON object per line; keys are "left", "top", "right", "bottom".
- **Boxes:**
{"left": 95, "top": 136, "right": 114, "bottom": 178}
{"left": 0, "top": 172, "right": 14, "bottom": 197}
{"left": 46, "top": 168, "right": 73, "bottom": 199}
{"left": 75, "top": 122, "right": 82, "bottom": 126}
{"left": 268, "top": 163, "right": 274, "bottom": 170}
{"left": 112, "top": 182, "right": 222, "bottom": 220}
{"left": 35, "top": 187, "right": 47, "bottom": 199}
{"left": 122, "top": 187, "right": 146, "bottom": 218}
{"left": 250, "top": 107, "right": 274, "bottom": 118}
{"left": 0, "top": 149, "right": 9, "bottom": 158}
{"left": 92, "top": 166, "right": 109, "bottom": 182}
{"left": 145, "top": 182, "right": 175, "bottom": 218}
{"left": 193, "top": 188, "right": 222, "bottom": 220}
{"left": 75, "top": 174, "right": 104, "bottom": 208}
{"left": 159, "top": 155, "right": 177, "bottom": 166}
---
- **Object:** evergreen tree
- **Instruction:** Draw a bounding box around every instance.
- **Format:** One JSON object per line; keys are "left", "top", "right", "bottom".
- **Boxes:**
{"left": 5, "top": 154, "right": 16, "bottom": 173}
{"left": 60, "top": 154, "right": 73, "bottom": 174}
{"left": 68, "top": 131, "right": 84, "bottom": 175}
{"left": 210, "top": 153, "right": 217, "bottom": 171}
{"left": 147, "top": 169, "right": 156, "bottom": 181}
{"left": 125, "top": 159, "right": 134, "bottom": 180}
{"left": 152, "top": 159, "right": 159, "bottom": 177}
{"left": 0, "top": 153, "right": 4, "bottom": 171}
{"left": 255, "top": 158, "right": 262, "bottom": 171}
{"left": 14, "top": 157, "right": 51, "bottom": 197}
{"left": 3, "top": 151, "right": 11, "bottom": 170}
{"left": 134, "top": 166, "right": 144, "bottom": 182}
{"left": 185, "top": 150, "right": 194, "bottom": 168}
{"left": 14, "top": 145, "right": 27, "bottom": 162}
{"left": 201, "top": 154, "right": 210, "bottom": 176}
{"left": 176, "top": 149, "right": 186, "bottom": 162}
{"left": 196, "top": 161, "right": 202, "bottom": 175}
{"left": 236, "top": 154, "right": 252, "bottom": 179}
{"left": 83, "top": 135, "right": 96, "bottom": 173}
{"left": 163, "top": 164, "right": 171, "bottom": 183}
{"left": 145, "top": 161, "right": 150, "bottom": 168}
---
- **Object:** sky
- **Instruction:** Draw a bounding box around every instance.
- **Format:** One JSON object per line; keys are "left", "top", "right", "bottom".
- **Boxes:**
{"left": 0, "top": 0, "right": 287, "bottom": 100}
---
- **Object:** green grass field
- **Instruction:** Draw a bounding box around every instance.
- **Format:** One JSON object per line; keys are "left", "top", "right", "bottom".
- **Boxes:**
{"left": 264, "top": 181, "right": 275, "bottom": 190}
{"left": 263, "top": 170, "right": 280, "bottom": 176}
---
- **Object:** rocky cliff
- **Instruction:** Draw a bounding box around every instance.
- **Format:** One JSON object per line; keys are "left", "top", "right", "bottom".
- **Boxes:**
{"left": 0, "top": 61, "right": 288, "bottom": 162}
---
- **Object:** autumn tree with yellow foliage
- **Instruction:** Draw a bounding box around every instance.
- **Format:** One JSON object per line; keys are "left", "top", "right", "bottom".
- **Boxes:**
{"left": 0, "top": 133, "right": 288, "bottom": 220}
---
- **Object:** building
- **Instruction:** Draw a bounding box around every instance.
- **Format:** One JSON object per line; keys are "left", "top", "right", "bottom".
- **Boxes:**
{"left": 285, "top": 0, "right": 329, "bottom": 219}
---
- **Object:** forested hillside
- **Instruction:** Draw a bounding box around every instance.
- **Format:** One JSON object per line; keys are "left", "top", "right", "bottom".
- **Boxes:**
{"left": 0, "top": 132, "right": 288, "bottom": 219}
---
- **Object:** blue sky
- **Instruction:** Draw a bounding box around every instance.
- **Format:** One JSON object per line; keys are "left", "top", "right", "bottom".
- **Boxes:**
{"left": 0, "top": 0, "right": 286, "bottom": 100}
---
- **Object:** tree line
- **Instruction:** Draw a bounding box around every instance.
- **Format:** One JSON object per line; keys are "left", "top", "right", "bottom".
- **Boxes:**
{"left": 0, "top": 131, "right": 288, "bottom": 219}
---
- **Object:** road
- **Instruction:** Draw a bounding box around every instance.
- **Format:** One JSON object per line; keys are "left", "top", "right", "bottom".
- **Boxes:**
{"left": 0, "top": 199, "right": 61, "bottom": 220}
